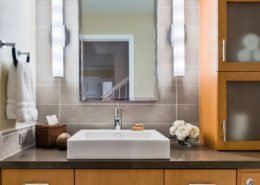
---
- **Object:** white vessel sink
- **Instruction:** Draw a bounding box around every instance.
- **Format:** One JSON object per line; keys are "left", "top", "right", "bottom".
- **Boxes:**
{"left": 67, "top": 129, "right": 170, "bottom": 159}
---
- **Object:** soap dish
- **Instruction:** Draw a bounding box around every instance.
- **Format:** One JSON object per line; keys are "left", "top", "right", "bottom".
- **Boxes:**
{"left": 132, "top": 123, "right": 145, "bottom": 131}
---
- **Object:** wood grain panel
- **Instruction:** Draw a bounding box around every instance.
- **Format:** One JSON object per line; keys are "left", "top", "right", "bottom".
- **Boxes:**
{"left": 165, "top": 170, "right": 236, "bottom": 185}
{"left": 2, "top": 169, "right": 74, "bottom": 185}
{"left": 75, "top": 170, "right": 163, "bottom": 185}
{"left": 199, "top": 0, "right": 219, "bottom": 149}
{"left": 238, "top": 169, "right": 260, "bottom": 185}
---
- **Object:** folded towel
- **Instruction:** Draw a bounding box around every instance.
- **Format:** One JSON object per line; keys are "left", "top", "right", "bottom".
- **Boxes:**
{"left": 238, "top": 49, "right": 252, "bottom": 62}
{"left": 6, "top": 63, "right": 17, "bottom": 119}
{"left": 16, "top": 61, "right": 38, "bottom": 122}
{"left": 242, "top": 33, "right": 260, "bottom": 51}
{"left": 6, "top": 61, "right": 38, "bottom": 122}
{"left": 253, "top": 49, "right": 260, "bottom": 61}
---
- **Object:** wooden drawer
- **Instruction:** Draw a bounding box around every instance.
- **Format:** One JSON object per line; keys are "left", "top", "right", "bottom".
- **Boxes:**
{"left": 238, "top": 169, "right": 260, "bottom": 185}
{"left": 75, "top": 170, "right": 163, "bottom": 185}
{"left": 2, "top": 169, "right": 74, "bottom": 185}
{"left": 165, "top": 170, "right": 236, "bottom": 185}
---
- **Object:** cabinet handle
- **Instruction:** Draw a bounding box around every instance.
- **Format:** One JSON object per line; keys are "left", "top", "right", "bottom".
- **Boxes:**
{"left": 222, "top": 39, "right": 226, "bottom": 62}
{"left": 23, "top": 183, "right": 49, "bottom": 185}
{"left": 246, "top": 178, "right": 254, "bottom": 185}
{"left": 189, "top": 184, "right": 216, "bottom": 185}
{"left": 222, "top": 120, "right": 227, "bottom": 142}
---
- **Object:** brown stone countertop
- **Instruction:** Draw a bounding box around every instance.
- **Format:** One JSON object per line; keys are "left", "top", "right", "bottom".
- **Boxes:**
{"left": 1, "top": 144, "right": 260, "bottom": 169}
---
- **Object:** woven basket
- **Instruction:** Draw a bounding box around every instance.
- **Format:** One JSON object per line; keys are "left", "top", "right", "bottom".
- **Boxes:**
{"left": 36, "top": 124, "right": 66, "bottom": 148}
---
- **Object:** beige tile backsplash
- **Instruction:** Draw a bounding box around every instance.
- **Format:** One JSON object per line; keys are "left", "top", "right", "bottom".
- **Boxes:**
{"left": 36, "top": 0, "right": 200, "bottom": 136}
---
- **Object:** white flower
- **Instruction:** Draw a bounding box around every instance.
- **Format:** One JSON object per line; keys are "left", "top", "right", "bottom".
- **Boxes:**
{"left": 189, "top": 125, "right": 200, "bottom": 139}
{"left": 175, "top": 125, "right": 191, "bottom": 141}
{"left": 173, "top": 120, "right": 185, "bottom": 127}
{"left": 169, "top": 125, "right": 178, "bottom": 136}
{"left": 185, "top": 123, "right": 193, "bottom": 128}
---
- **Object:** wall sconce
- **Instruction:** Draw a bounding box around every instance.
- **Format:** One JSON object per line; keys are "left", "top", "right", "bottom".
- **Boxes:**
{"left": 171, "top": 0, "right": 185, "bottom": 77}
{"left": 51, "top": 0, "right": 67, "bottom": 77}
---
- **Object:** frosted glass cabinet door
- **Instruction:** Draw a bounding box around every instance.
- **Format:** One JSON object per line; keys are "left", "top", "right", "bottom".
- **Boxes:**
{"left": 226, "top": 82, "right": 260, "bottom": 141}
{"left": 227, "top": 3, "right": 260, "bottom": 62}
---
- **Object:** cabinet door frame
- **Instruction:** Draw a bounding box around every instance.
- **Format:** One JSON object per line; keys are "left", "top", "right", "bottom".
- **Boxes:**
{"left": 217, "top": 72, "right": 260, "bottom": 150}
{"left": 219, "top": 0, "right": 260, "bottom": 72}
{"left": 238, "top": 169, "right": 260, "bottom": 185}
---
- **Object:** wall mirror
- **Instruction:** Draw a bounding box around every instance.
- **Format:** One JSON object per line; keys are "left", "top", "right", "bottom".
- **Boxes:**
{"left": 79, "top": 0, "right": 157, "bottom": 101}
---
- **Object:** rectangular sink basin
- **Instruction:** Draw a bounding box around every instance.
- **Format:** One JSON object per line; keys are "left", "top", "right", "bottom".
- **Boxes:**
{"left": 67, "top": 129, "right": 170, "bottom": 159}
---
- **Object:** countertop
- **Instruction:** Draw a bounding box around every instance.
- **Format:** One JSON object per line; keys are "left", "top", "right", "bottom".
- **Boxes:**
{"left": 1, "top": 144, "right": 260, "bottom": 169}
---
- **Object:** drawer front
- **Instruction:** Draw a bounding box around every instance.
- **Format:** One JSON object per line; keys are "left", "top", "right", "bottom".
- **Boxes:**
{"left": 165, "top": 170, "right": 236, "bottom": 185}
{"left": 238, "top": 169, "right": 260, "bottom": 185}
{"left": 75, "top": 170, "right": 164, "bottom": 185}
{"left": 2, "top": 169, "right": 74, "bottom": 185}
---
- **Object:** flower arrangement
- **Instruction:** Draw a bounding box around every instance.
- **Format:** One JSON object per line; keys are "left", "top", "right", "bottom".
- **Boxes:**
{"left": 169, "top": 120, "right": 200, "bottom": 147}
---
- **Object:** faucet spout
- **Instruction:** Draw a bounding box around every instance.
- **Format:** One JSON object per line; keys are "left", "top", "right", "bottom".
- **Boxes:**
{"left": 114, "top": 106, "right": 122, "bottom": 130}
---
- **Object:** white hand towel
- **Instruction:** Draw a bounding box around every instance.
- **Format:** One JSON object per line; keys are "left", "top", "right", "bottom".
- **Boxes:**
{"left": 6, "top": 63, "right": 17, "bottom": 119}
{"left": 16, "top": 61, "right": 38, "bottom": 122}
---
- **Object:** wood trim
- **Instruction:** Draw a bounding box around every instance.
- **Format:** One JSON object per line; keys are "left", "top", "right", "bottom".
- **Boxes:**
{"left": 219, "top": 63, "right": 260, "bottom": 72}
{"left": 199, "top": 0, "right": 219, "bottom": 149}
{"left": 227, "top": 0, "right": 260, "bottom": 2}
{"left": 80, "top": 34, "right": 135, "bottom": 99}
{"left": 218, "top": 0, "right": 227, "bottom": 66}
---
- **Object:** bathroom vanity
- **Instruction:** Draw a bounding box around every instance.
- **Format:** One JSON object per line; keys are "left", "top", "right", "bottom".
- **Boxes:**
{"left": 1, "top": 144, "right": 260, "bottom": 185}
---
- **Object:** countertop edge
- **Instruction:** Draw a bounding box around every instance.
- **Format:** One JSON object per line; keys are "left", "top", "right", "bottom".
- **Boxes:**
{"left": 2, "top": 145, "right": 260, "bottom": 169}
{"left": 1, "top": 161, "right": 260, "bottom": 169}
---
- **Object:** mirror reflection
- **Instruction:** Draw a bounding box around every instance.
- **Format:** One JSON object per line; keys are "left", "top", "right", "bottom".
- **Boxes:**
{"left": 79, "top": 0, "right": 157, "bottom": 101}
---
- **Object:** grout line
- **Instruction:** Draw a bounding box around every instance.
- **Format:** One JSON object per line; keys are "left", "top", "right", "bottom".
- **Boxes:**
{"left": 59, "top": 78, "right": 61, "bottom": 122}
{"left": 36, "top": 6, "right": 51, "bottom": 8}
{"left": 185, "top": 7, "right": 199, "bottom": 9}
{"left": 175, "top": 77, "right": 178, "bottom": 120}
{"left": 37, "top": 103, "right": 199, "bottom": 106}
{"left": 36, "top": 26, "right": 50, "bottom": 29}
{"left": 0, "top": 136, "right": 2, "bottom": 160}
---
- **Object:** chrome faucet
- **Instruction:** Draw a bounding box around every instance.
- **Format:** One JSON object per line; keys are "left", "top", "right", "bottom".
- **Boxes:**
{"left": 114, "top": 106, "right": 122, "bottom": 130}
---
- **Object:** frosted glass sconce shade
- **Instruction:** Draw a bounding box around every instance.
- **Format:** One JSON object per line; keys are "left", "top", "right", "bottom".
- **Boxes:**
{"left": 171, "top": 0, "right": 185, "bottom": 77}
{"left": 52, "top": 0, "right": 66, "bottom": 77}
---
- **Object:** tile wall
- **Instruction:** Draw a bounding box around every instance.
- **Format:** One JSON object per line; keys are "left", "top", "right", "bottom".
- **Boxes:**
{"left": 0, "top": 125, "right": 35, "bottom": 160}
{"left": 36, "top": 0, "right": 199, "bottom": 136}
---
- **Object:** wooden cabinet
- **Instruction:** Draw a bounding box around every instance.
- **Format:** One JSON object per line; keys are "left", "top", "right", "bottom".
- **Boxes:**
{"left": 3, "top": 169, "right": 260, "bottom": 185}
{"left": 219, "top": 0, "right": 260, "bottom": 71}
{"left": 2, "top": 169, "right": 74, "bottom": 185}
{"left": 218, "top": 72, "right": 260, "bottom": 150}
{"left": 75, "top": 170, "right": 163, "bottom": 185}
{"left": 165, "top": 170, "right": 236, "bottom": 185}
{"left": 200, "top": 0, "right": 260, "bottom": 150}
{"left": 238, "top": 169, "right": 260, "bottom": 185}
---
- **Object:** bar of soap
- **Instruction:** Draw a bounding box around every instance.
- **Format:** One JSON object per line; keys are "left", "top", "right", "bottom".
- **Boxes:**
{"left": 132, "top": 123, "right": 145, "bottom": 131}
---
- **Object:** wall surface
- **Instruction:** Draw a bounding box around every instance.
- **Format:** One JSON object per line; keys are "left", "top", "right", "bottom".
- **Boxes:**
{"left": 0, "top": 0, "right": 36, "bottom": 130}
{"left": 36, "top": 0, "right": 199, "bottom": 136}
